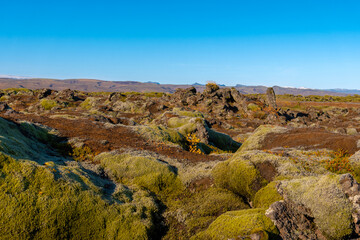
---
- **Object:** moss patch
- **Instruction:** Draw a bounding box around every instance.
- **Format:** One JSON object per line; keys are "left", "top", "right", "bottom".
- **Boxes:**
{"left": 164, "top": 187, "right": 249, "bottom": 239}
{"left": 173, "top": 108, "right": 204, "bottom": 118}
{"left": 40, "top": 99, "right": 58, "bottom": 110}
{"left": 135, "top": 125, "right": 186, "bottom": 148}
{"left": 80, "top": 97, "right": 102, "bottom": 110}
{"left": 0, "top": 118, "right": 59, "bottom": 163}
{"left": 212, "top": 156, "right": 267, "bottom": 199}
{"left": 192, "top": 209, "right": 279, "bottom": 240}
{"left": 239, "top": 125, "right": 287, "bottom": 152}
{"left": 0, "top": 153, "right": 159, "bottom": 239}
{"left": 253, "top": 182, "right": 283, "bottom": 209}
{"left": 97, "top": 152, "right": 183, "bottom": 197}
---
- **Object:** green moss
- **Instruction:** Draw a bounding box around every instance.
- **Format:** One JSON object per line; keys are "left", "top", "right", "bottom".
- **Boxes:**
{"left": 253, "top": 182, "right": 283, "bottom": 209}
{"left": 3, "top": 88, "right": 32, "bottom": 94}
{"left": 212, "top": 157, "right": 267, "bottom": 199}
{"left": 97, "top": 152, "right": 183, "bottom": 197}
{"left": 0, "top": 118, "right": 59, "bottom": 162}
{"left": 135, "top": 125, "right": 186, "bottom": 148}
{"left": 166, "top": 116, "right": 202, "bottom": 136}
{"left": 192, "top": 209, "right": 279, "bottom": 240}
{"left": 40, "top": 99, "right": 58, "bottom": 110}
{"left": 239, "top": 125, "right": 287, "bottom": 152}
{"left": 0, "top": 153, "right": 159, "bottom": 239}
{"left": 167, "top": 117, "right": 190, "bottom": 128}
{"left": 19, "top": 121, "right": 57, "bottom": 143}
{"left": 80, "top": 97, "right": 102, "bottom": 110}
{"left": 173, "top": 108, "right": 204, "bottom": 118}
{"left": 280, "top": 175, "right": 353, "bottom": 239}
{"left": 144, "top": 92, "right": 164, "bottom": 98}
{"left": 247, "top": 103, "right": 261, "bottom": 111}
{"left": 165, "top": 187, "right": 249, "bottom": 239}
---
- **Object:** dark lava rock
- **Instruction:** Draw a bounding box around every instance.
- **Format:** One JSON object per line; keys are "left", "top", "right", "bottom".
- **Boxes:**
{"left": 38, "top": 88, "right": 54, "bottom": 99}
{"left": 0, "top": 102, "right": 11, "bottom": 112}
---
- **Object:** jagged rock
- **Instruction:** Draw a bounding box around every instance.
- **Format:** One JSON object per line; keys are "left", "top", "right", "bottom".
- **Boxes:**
{"left": 174, "top": 87, "right": 197, "bottom": 98}
{"left": 0, "top": 102, "right": 11, "bottom": 112}
{"left": 203, "top": 83, "right": 219, "bottom": 95}
{"left": 266, "top": 200, "right": 323, "bottom": 240}
{"left": 56, "top": 89, "right": 77, "bottom": 101}
{"left": 38, "top": 88, "right": 53, "bottom": 99}
{"left": 339, "top": 173, "right": 360, "bottom": 235}
{"left": 108, "top": 92, "right": 125, "bottom": 102}
{"left": 266, "top": 87, "right": 277, "bottom": 109}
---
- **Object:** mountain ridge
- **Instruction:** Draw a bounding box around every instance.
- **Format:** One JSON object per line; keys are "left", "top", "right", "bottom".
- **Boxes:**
{"left": 0, "top": 77, "right": 354, "bottom": 96}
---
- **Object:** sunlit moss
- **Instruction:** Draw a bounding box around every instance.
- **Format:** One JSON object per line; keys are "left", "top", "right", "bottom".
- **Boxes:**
{"left": 40, "top": 99, "right": 58, "bottom": 110}
{"left": 192, "top": 209, "right": 279, "bottom": 240}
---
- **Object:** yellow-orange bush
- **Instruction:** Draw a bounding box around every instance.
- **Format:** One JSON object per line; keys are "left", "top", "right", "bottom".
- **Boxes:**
{"left": 324, "top": 149, "right": 353, "bottom": 174}
{"left": 186, "top": 133, "right": 203, "bottom": 154}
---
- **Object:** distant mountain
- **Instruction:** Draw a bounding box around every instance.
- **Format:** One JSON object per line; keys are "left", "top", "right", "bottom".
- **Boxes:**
{"left": 0, "top": 77, "right": 352, "bottom": 96}
{"left": 325, "top": 88, "right": 360, "bottom": 95}
{"left": 0, "top": 74, "right": 30, "bottom": 79}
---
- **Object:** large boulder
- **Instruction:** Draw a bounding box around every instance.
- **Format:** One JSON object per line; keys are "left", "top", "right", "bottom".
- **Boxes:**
{"left": 266, "top": 174, "right": 360, "bottom": 239}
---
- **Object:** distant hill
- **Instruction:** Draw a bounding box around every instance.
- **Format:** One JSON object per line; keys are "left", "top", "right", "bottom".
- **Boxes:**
{"left": 0, "top": 77, "right": 353, "bottom": 96}
{"left": 325, "top": 88, "right": 360, "bottom": 95}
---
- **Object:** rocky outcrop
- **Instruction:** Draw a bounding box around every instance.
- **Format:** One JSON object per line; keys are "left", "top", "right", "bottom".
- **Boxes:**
{"left": 0, "top": 102, "right": 11, "bottom": 112}
{"left": 266, "top": 87, "right": 277, "bottom": 109}
{"left": 266, "top": 174, "right": 360, "bottom": 240}
{"left": 37, "top": 88, "right": 54, "bottom": 99}
{"left": 55, "top": 89, "right": 78, "bottom": 101}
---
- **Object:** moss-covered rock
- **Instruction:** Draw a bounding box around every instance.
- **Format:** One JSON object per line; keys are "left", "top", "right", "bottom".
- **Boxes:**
{"left": 192, "top": 209, "right": 279, "bottom": 240}
{"left": 173, "top": 108, "right": 204, "bottom": 118}
{"left": 40, "top": 99, "right": 58, "bottom": 110}
{"left": 278, "top": 175, "right": 353, "bottom": 239}
{"left": 80, "top": 97, "right": 102, "bottom": 110}
{"left": 0, "top": 118, "right": 60, "bottom": 163}
{"left": 164, "top": 187, "right": 249, "bottom": 239}
{"left": 349, "top": 151, "right": 360, "bottom": 182}
{"left": 212, "top": 156, "right": 267, "bottom": 199}
{"left": 135, "top": 124, "right": 187, "bottom": 148}
{"left": 0, "top": 153, "right": 159, "bottom": 240}
{"left": 239, "top": 125, "right": 287, "bottom": 151}
{"left": 97, "top": 152, "right": 183, "bottom": 197}
{"left": 253, "top": 182, "right": 283, "bottom": 209}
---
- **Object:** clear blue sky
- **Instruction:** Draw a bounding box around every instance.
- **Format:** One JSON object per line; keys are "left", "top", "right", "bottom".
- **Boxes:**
{"left": 1, "top": 0, "right": 360, "bottom": 89}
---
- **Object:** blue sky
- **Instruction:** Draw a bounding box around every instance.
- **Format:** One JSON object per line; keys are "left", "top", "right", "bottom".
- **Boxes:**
{"left": 1, "top": 0, "right": 360, "bottom": 89}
